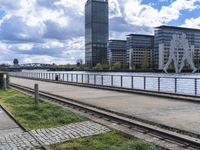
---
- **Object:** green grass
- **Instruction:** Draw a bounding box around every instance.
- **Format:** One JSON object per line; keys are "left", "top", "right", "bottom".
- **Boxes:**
{"left": 0, "top": 89, "right": 85, "bottom": 130}
{"left": 50, "top": 131, "right": 158, "bottom": 150}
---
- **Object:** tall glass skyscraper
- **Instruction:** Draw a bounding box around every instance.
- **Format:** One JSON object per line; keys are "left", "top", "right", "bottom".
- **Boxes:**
{"left": 85, "top": 0, "right": 109, "bottom": 67}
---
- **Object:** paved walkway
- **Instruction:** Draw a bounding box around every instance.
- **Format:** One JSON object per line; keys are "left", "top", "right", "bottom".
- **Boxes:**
{"left": 0, "top": 121, "right": 110, "bottom": 150}
{"left": 10, "top": 77, "right": 200, "bottom": 136}
{"left": 0, "top": 107, "right": 23, "bottom": 136}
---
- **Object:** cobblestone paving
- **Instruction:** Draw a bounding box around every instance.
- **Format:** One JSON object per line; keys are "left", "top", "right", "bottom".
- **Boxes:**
{"left": 0, "top": 121, "right": 111, "bottom": 149}
{"left": 0, "top": 132, "right": 40, "bottom": 150}
{"left": 30, "top": 121, "right": 111, "bottom": 146}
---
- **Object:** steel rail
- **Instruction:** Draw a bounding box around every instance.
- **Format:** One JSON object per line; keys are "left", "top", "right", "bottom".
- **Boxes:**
{"left": 10, "top": 83, "right": 200, "bottom": 150}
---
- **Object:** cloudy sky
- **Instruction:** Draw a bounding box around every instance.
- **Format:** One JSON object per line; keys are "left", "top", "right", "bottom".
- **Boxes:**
{"left": 0, "top": 0, "right": 200, "bottom": 65}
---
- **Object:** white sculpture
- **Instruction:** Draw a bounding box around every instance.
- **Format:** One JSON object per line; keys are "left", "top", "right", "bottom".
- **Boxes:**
{"left": 163, "top": 33, "right": 197, "bottom": 73}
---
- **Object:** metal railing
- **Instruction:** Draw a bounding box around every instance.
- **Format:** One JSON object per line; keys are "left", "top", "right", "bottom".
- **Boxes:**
{"left": 9, "top": 72, "right": 200, "bottom": 97}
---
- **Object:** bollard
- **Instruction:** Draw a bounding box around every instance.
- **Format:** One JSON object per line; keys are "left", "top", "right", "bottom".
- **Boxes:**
{"left": 34, "top": 84, "right": 39, "bottom": 108}
{"left": 3, "top": 74, "right": 7, "bottom": 91}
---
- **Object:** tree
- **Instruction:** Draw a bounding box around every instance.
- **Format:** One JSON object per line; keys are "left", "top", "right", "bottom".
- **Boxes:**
{"left": 142, "top": 51, "right": 149, "bottom": 70}
{"left": 102, "top": 63, "right": 109, "bottom": 70}
{"left": 13, "top": 58, "right": 19, "bottom": 66}
{"left": 122, "top": 61, "right": 127, "bottom": 70}
{"left": 95, "top": 63, "right": 103, "bottom": 70}
{"left": 79, "top": 64, "right": 84, "bottom": 70}
{"left": 113, "top": 62, "right": 122, "bottom": 70}
{"left": 76, "top": 59, "right": 83, "bottom": 67}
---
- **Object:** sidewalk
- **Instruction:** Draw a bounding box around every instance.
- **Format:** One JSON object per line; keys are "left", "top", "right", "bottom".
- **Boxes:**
{"left": 0, "top": 107, "right": 23, "bottom": 136}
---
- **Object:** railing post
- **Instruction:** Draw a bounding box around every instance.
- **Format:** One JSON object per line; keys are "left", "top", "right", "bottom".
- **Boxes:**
{"left": 71, "top": 74, "right": 73, "bottom": 82}
{"left": 144, "top": 77, "right": 146, "bottom": 90}
{"left": 111, "top": 75, "right": 113, "bottom": 87}
{"left": 175, "top": 78, "right": 177, "bottom": 93}
{"left": 158, "top": 77, "right": 160, "bottom": 92}
{"left": 131, "top": 76, "right": 134, "bottom": 89}
{"left": 101, "top": 75, "right": 103, "bottom": 86}
{"left": 82, "top": 74, "right": 84, "bottom": 83}
{"left": 121, "top": 75, "right": 123, "bottom": 88}
{"left": 63, "top": 74, "right": 65, "bottom": 81}
{"left": 88, "top": 74, "right": 89, "bottom": 84}
{"left": 94, "top": 75, "right": 96, "bottom": 85}
{"left": 195, "top": 78, "right": 197, "bottom": 96}
{"left": 76, "top": 74, "right": 78, "bottom": 83}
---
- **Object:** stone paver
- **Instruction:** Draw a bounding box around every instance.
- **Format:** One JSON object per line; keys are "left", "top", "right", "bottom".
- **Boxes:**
{"left": 0, "top": 132, "right": 40, "bottom": 150}
{"left": 29, "top": 121, "right": 111, "bottom": 146}
{"left": 10, "top": 77, "right": 200, "bottom": 135}
{"left": 0, "top": 121, "right": 111, "bottom": 150}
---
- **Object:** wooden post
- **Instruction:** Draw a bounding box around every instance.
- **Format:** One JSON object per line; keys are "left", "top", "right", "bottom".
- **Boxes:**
{"left": 35, "top": 84, "right": 39, "bottom": 108}
{"left": 3, "top": 74, "right": 7, "bottom": 91}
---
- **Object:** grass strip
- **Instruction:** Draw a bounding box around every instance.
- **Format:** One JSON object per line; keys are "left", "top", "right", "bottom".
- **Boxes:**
{"left": 0, "top": 89, "right": 85, "bottom": 130}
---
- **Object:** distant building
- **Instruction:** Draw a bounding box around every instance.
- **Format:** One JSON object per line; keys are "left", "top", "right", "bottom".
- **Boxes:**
{"left": 107, "top": 40, "right": 127, "bottom": 66}
{"left": 85, "top": 0, "right": 109, "bottom": 67}
{"left": 154, "top": 26, "right": 200, "bottom": 70}
{"left": 127, "top": 34, "right": 154, "bottom": 70}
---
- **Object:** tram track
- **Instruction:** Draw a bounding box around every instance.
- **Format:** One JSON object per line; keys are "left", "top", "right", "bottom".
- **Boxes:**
{"left": 9, "top": 83, "right": 200, "bottom": 150}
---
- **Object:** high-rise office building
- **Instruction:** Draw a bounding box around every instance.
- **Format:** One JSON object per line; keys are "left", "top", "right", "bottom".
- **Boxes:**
{"left": 154, "top": 26, "right": 200, "bottom": 70}
{"left": 85, "top": 0, "right": 109, "bottom": 67}
{"left": 107, "top": 40, "right": 127, "bottom": 65}
{"left": 127, "top": 34, "right": 154, "bottom": 70}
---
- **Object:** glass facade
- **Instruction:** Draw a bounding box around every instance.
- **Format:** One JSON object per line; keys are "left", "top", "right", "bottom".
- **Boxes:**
{"left": 154, "top": 26, "right": 200, "bottom": 70}
{"left": 127, "top": 34, "right": 154, "bottom": 69}
{"left": 107, "top": 40, "right": 127, "bottom": 65}
{"left": 85, "top": 0, "right": 109, "bottom": 67}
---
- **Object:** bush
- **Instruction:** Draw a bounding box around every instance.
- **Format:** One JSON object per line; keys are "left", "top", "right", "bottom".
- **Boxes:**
{"left": 113, "top": 62, "right": 122, "bottom": 70}
{"left": 102, "top": 63, "right": 110, "bottom": 70}
{"left": 96, "top": 63, "right": 103, "bottom": 70}
{"left": 0, "top": 72, "right": 9, "bottom": 89}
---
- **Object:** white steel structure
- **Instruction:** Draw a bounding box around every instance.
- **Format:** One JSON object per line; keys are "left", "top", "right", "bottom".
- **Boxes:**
{"left": 163, "top": 33, "right": 197, "bottom": 73}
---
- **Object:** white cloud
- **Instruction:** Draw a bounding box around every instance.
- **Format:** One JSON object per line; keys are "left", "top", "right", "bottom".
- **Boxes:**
{"left": 54, "top": 0, "right": 86, "bottom": 16}
{"left": 183, "top": 17, "right": 200, "bottom": 28}
{"left": 123, "top": 0, "right": 200, "bottom": 27}
{"left": 109, "top": 0, "right": 122, "bottom": 18}
{"left": 0, "top": 42, "right": 9, "bottom": 54}
{"left": 12, "top": 43, "right": 34, "bottom": 50}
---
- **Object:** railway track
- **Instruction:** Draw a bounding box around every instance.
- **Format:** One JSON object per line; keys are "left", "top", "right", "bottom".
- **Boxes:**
{"left": 10, "top": 83, "right": 200, "bottom": 150}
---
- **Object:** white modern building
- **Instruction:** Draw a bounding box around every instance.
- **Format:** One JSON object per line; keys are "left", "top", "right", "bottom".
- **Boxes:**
{"left": 107, "top": 40, "right": 127, "bottom": 66}
{"left": 154, "top": 26, "right": 200, "bottom": 70}
{"left": 127, "top": 34, "right": 154, "bottom": 70}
